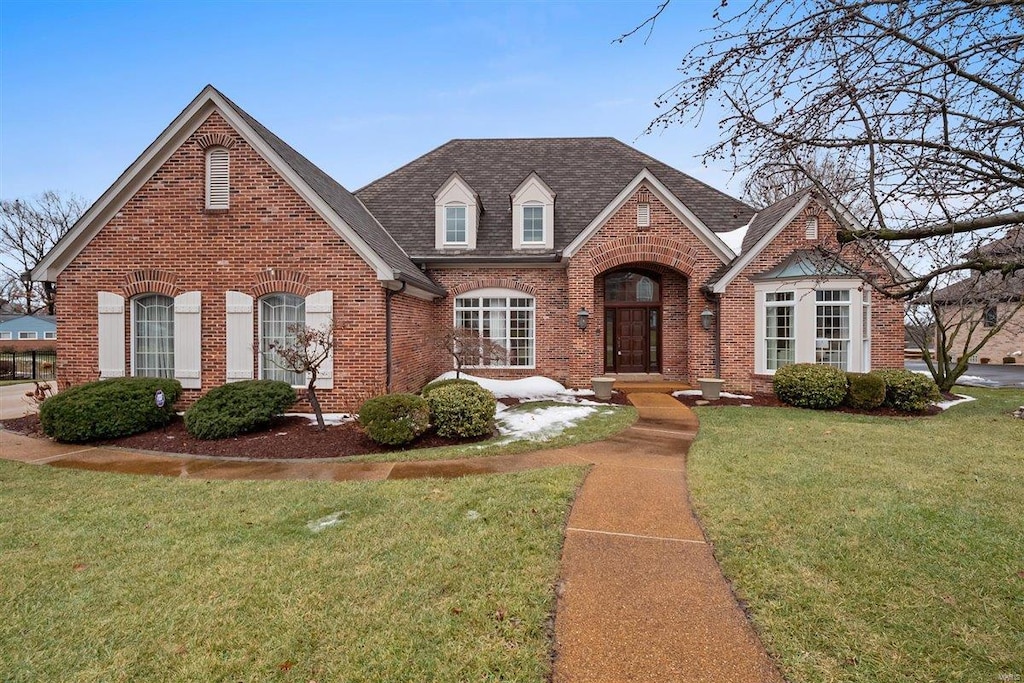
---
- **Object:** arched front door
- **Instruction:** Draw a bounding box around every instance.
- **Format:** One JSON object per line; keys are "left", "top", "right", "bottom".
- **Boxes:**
{"left": 604, "top": 269, "right": 661, "bottom": 373}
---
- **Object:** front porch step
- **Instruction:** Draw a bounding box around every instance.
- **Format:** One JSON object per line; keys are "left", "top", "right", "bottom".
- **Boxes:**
{"left": 597, "top": 375, "right": 693, "bottom": 394}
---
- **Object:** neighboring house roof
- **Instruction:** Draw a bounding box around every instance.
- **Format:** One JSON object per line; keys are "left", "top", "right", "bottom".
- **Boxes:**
{"left": 931, "top": 228, "right": 1024, "bottom": 304}
{"left": 33, "top": 86, "right": 443, "bottom": 297}
{"left": 355, "top": 137, "right": 755, "bottom": 258}
{"left": 0, "top": 314, "right": 57, "bottom": 332}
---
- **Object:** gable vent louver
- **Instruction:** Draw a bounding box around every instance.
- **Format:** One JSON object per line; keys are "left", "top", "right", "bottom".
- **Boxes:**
{"left": 206, "top": 147, "right": 230, "bottom": 209}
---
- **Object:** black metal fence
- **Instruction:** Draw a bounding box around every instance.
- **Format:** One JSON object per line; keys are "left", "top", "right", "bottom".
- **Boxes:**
{"left": 0, "top": 350, "right": 57, "bottom": 381}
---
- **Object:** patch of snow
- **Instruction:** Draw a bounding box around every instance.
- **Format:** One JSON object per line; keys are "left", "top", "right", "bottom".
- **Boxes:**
{"left": 432, "top": 372, "right": 567, "bottom": 399}
{"left": 673, "top": 389, "right": 754, "bottom": 400}
{"left": 465, "top": 510, "right": 481, "bottom": 521}
{"left": 307, "top": 511, "right": 349, "bottom": 533}
{"left": 283, "top": 413, "right": 354, "bottom": 426}
{"left": 910, "top": 371, "right": 998, "bottom": 388}
{"left": 497, "top": 405, "right": 598, "bottom": 441}
{"left": 934, "top": 394, "right": 976, "bottom": 410}
{"left": 719, "top": 224, "right": 749, "bottom": 258}
{"left": 561, "top": 388, "right": 596, "bottom": 397}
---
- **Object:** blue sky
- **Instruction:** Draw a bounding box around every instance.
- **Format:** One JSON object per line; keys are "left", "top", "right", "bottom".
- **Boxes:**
{"left": 1, "top": 0, "right": 740, "bottom": 204}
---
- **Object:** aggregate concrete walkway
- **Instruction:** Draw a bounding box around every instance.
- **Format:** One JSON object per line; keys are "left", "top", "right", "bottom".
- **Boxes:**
{"left": 0, "top": 393, "right": 783, "bottom": 682}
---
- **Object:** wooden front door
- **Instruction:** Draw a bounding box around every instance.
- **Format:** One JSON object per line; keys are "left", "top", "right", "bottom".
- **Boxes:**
{"left": 615, "top": 307, "right": 648, "bottom": 372}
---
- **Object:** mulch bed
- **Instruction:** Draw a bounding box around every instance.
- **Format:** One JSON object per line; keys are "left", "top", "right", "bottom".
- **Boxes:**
{"left": 0, "top": 414, "right": 488, "bottom": 460}
{"left": 672, "top": 391, "right": 943, "bottom": 417}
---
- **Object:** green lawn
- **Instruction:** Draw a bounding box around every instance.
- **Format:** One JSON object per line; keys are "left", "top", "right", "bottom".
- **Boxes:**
{"left": 347, "top": 401, "right": 636, "bottom": 463}
{"left": 0, "top": 462, "right": 585, "bottom": 682}
{"left": 688, "top": 387, "right": 1024, "bottom": 683}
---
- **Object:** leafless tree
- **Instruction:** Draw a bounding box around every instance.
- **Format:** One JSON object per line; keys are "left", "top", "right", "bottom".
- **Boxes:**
{"left": 743, "top": 156, "right": 870, "bottom": 218}
{"left": 433, "top": 325, "right": 508, "bottom": 379}
{"left": 624, "top": 0, "right": 1024, "bottom": 297}
{"left": 265, "top": 321, "right": 334, "bottom": 430}
{"left": 0, "top": 191, "right": 87, "bottom": 314}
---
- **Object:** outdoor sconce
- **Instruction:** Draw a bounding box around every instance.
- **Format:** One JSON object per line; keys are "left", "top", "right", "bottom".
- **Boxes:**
{"left": 700, "top": 308, "right": 715, "bottom": 331}
{"left": 577, "top": 307, "right": 590, "bottom": 330}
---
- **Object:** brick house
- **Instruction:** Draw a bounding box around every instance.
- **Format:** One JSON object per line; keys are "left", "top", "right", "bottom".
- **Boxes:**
{"left": 33, "top": 86, "right": 904, "bottom": 410}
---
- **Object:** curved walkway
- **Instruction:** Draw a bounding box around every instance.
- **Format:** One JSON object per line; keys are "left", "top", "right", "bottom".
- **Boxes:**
{"left": 0, "top": 393, "right": 783, "bottom": 682}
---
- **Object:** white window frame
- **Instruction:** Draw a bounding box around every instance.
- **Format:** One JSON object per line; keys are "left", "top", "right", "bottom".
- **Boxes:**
{"left": 637, "top": 202, "right": 651, "bottom": 228}
{"left": 764, "top": 291, "right": 796, "bottom": 371}
{"left": 205, "top": 146, "right": 230, "bottom": 210}
{"left": 258, "top": 293, "right": 306, "bottom": 387}
{"left": 511, "top": 173, "right": 555, "bottom": 250}
{"left": 131, "top": 294, "right": 175, "bottom": 378}
{"left": 434, "top": 174, "right": 478, "bottom": 249}
{"left": 755, "top": 279, "right": 869, "bottom": 374}
{"left": 815, "top": 290, "right": 851, "bottom": 369}
{"left": 18, "top": 331, "right": 37, "bottom": 340}
{"left": 0, "top": 331, "right": 11, "bottom": 340}
{"left": 521, "top": 203, "right": 545, "bottom": 245}
{"left": 43, "top": 330, "right": 56, "bottom": 340}
{"left": 444, "top": 204, "right": 468, "bottom": 245}
{"left": 453, "top": 288, "right": 535, "bottom": 369}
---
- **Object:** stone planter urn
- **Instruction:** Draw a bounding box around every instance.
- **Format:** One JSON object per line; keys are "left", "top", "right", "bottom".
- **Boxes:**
{"left": 697, "top": 377, "right": 726, "bottom": 401}
{"left": 591, "top": 377, "right": 616, "bottom": 401}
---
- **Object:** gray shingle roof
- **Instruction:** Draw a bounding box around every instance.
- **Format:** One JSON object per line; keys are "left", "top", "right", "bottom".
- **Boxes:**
{"left": 215, "top": 89, "right": 442, "bottom": 294}
{"left": 741, "top": 188, "right": 812, "bottom": 254}
{"left": 355, "top": 138, "right": 754, "bottom": 258}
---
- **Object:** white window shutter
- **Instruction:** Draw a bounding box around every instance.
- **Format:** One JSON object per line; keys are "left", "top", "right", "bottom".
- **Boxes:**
{"left": 97, "top": 292, "right": 126, "bottom": 379}
{"left": 206, "top": 148, "right": 230, "bottom": 209}
{"left": 173, "top": 291, "right": 202, "bottom": 389}
{"left": 225, "top": 291, "right": 254, "bottom": 382}
{"left": 637, "top": 203, "right": 651, "bottom": 227}
{"left": 304, "top": 290, "right": 333, "bottom": 389}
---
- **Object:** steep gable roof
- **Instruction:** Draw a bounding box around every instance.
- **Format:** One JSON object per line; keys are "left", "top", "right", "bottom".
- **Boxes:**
{"left": 355, "top": 138, "right": 754, "bottom": 257}
{"left": 33, "top": 86, "right": 442, "bottom": 296}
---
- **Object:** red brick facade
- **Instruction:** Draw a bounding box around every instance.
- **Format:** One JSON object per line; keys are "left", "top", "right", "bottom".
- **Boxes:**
{"left": 52, "top": 108, "right": 905, "bottom": 407}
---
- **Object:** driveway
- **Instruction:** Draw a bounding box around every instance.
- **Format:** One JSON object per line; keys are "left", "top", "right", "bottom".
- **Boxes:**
{"left": 0, "top": 381, "right": 55, "bottom": 420}
{"left": 905, "top": 360, "right": 1024, "bottom": 388}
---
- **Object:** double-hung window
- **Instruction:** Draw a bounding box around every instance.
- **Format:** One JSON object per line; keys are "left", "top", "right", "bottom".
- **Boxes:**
{"left": 445, "top": 205, "right": 467, "bottom": 244}
{"left": 133, "top": 294, "right": 175, "bottom": 378}
{"left": 522, "top": 205, "right": 544, "bottom": 244}
{"left": 454, "top": 291, "right": 535, "bottom": 368}
{"left": 765, "top": 292, "right": 795, "bottom": 370}
{"left": 815, "top": 290, "right": 851, "bottom": 369}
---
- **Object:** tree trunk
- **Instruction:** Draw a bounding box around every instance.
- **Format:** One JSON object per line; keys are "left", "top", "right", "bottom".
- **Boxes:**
{"left": 306, "top": 375, "right": 326, "bottom": 431}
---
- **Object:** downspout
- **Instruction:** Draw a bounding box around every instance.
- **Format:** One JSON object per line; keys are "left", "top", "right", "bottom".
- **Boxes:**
{"left": 384, "top": 275, "right": 407, "bottom": 393}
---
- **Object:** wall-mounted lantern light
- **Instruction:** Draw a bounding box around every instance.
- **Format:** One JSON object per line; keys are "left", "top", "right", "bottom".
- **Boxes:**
{"left": 700, "top": 308, "right": 715, "bottom": 331}
{"left": 577, "top": 307, "right": 590, "bottom": 330}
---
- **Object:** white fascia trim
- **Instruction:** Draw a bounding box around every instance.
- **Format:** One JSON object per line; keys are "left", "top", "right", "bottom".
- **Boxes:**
{"left": 563, "top": 168, "right": 736, "bottom": 263}
{"left": 711, "top": 194, "right": 813, "bottom": 294}
{"left": 381, "top": 281, "right": 439, "bottom": 301}
{"left": 34, "top": 86, "right": 395, "bottom": 284}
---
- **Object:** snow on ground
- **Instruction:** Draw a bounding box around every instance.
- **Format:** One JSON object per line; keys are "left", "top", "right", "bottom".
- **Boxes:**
{"left": 432, "top": 372, "right": 572, "bottom": 400}
{"left": 284, "top": 413, "right": 354, "bottom": 426}
{"left": 497, "top": 404, "right": 598, "bottom": 441}
{"left": 673, "top": 389, "right": 754, "bottom": 400}
{"left": 934, "top": 394, "right": 976, "bottom": 410}
{"left": 911, "top": 370, "right": 999, "bottom": 388}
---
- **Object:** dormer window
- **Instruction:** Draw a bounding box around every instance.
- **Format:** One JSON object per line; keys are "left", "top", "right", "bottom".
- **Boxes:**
{"left": 206, "top": 147, "right": 230, "bottom": 210}
{"left": 445, "top": 205, "right": 468, "bottom": 244}
{"left": 511, "top": 172, "right": 555, "bottom": 250}
{"left": 522, "top": 204, "right": 545, "bottom": 244}
{"left": 434, "top": 173, "right": 479, "bottom": 250}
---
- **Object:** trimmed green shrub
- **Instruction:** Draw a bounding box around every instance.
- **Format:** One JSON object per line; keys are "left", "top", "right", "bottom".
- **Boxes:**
{"left": 421, "top": 377, "right": 478, "bottom": 396}
{"left": 359, "top": 393, "right": 431, "bottom": 446}
{"left": 183, "top": 380, "right": 296, "bottom": 440}
{"left": 874, "top": 369, "right": 941, "bottom": 412}
{"left": 426, "top": 382, "right": 496, "bottom": 439}
{"left": 39, "top": 377, "right": 182, "bottom": 443}
{"left": 845, "top": 372, "right": 886, "bottom": 410}
{"left": 772, "top": 363, "right": 848, "bottom": 409}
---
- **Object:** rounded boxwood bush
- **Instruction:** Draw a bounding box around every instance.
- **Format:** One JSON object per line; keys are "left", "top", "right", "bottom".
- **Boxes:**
{"left": 772, "top": 363, "right": 848, "bottom": 409}
{"left": 183, "top": 380, "right": 296, "bottom": 440}
{"left": 874, "top": 369, "right": 941, "bottom": 412}
{"left": 425, "top": 382, "right": 496, "bottom": 439}
{"left": 358, "top": 393, "right": 431, "bottom": 446}
{"left": 421, "top": 377, "right": 478, "bottom": 396}
{"left": 39, "top": 377, "right": 183, "bottom": 443}
{"left": 845, "top": 372, "right": 886, "bottom": 410}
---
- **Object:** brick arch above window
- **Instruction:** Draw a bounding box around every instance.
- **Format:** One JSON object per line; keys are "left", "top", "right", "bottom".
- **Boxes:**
{"left": 251, "top": 268, "right": 311, "bottom": 298}
{"left": 586, "top": 235, "right": 699, "bottom": 277}
{"left": 194, "top": 132, "right": 236, "bottom": 151}
{"left": 122, "top": 269, "right": 180, "bottom": 298}
{"left": 449, "top": 278, "right": 539, "bottom": 298}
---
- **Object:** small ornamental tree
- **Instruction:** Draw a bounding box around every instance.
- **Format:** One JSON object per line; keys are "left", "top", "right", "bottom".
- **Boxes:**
{"left": 265, "top": 320, "right": 334, "bottom": 430}
{"left": 434, "top": 324, "right": 508, "bottom": 379}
